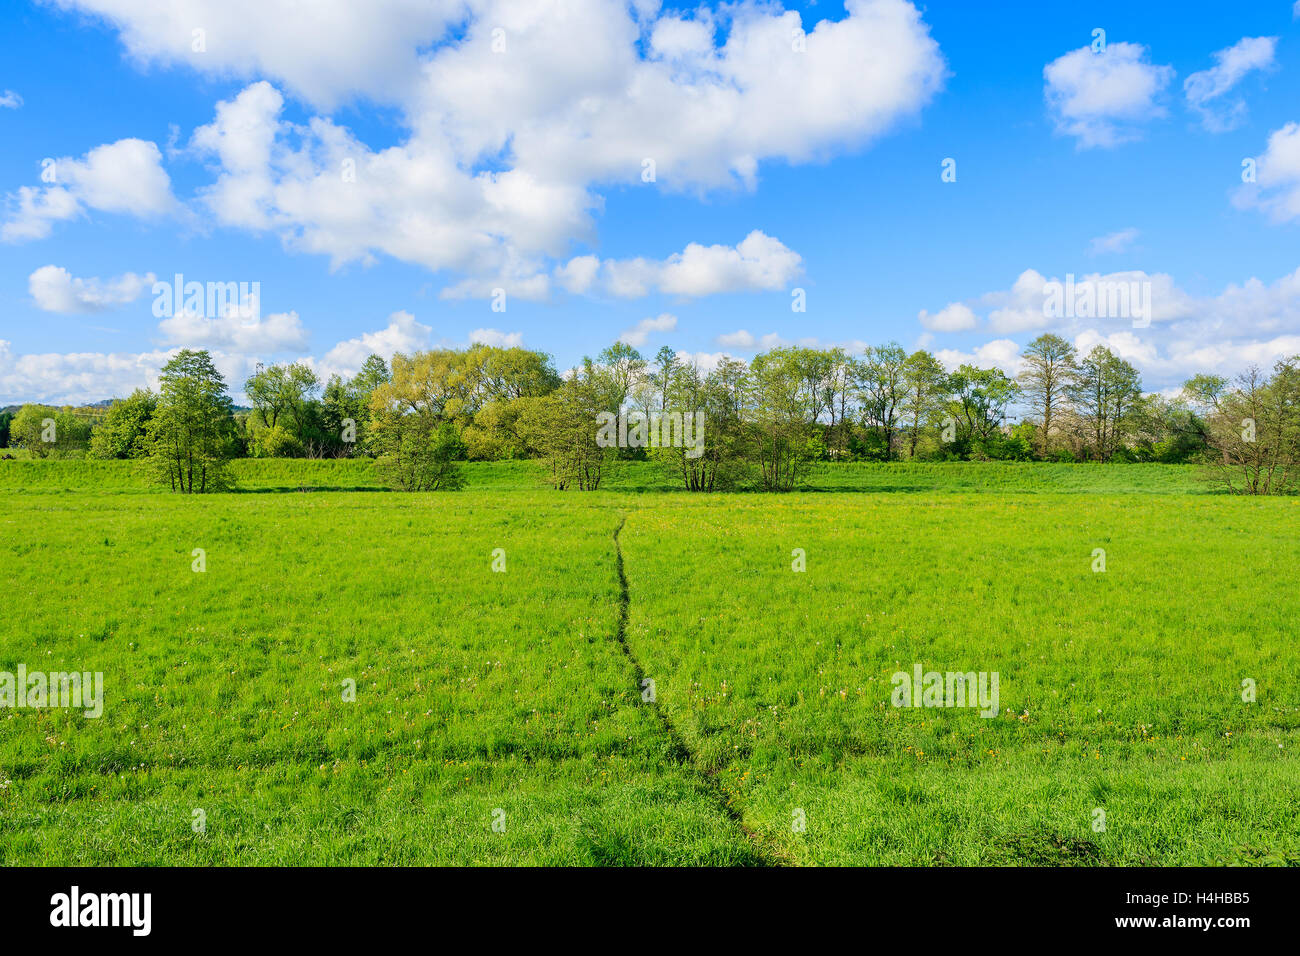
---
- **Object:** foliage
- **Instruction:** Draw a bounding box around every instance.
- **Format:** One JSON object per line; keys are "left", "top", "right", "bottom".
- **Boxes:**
{"left": 147, "top": 349, "right": 237, "bottom": 492}
{"left": 89, "top": 389, "right": 157, "bottom": 460}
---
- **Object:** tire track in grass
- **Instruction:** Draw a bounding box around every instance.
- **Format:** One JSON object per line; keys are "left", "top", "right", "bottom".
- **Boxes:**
{"left": 612, "top": 515, "right": 792, "bottom": 866}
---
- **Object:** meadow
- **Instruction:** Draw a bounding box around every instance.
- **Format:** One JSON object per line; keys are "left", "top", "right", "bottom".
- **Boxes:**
{"left": 1, "top": 459, "right": 1296, "bottom": 865}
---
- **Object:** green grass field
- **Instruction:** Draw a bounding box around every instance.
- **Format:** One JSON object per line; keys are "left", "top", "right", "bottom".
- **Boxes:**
{"left": 2, "top": 460, "right": 1296, "bottom": 865}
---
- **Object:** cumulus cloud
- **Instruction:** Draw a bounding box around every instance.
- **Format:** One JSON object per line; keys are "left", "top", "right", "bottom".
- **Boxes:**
{"left": 919, "top": 265, "right": 1300, "bottom": 387}
{"left": 306, "top": 310, "right": 432, "bottom": 381}
{"left": 0, "top": 339, "right": 265, "bottom": 406}
{"left": 1044, "top": 42, "right": 1174, "bottom": 148}
{"left": 28, "top": 265, "right": 156, "bottom": 313}
{"left": 98, "top": 0, "right": 939, "bottom": 289}
{"left": 468, "top": 327, "right": 524, "bottom": 348}
{"left": 1087, "top": 227, "right": 1139, "bottom": 256}
{"left": 0, "top": 90, "right": 21, "bottom": 109}
{"left": 156, "top": 309, "right": 309, "bottom": 354}
{"left": 45, "top": 0, "right": 464, "bottom": 110}
{"left": 934, "top": 338, "right": 1024, "bottom": 377}
{"left": 1183, "top": 36, "right": 1276, "bottom": 132}
{"left": 618, "top": 313, "right": 676, "bottom": 347}
{"left": 560, "top": 231, "right": 802, "bottom": 300}
{"left": 2, "top": 138, "right": 176, "bottom": 241}
{"left": 1235, "top": 122, "right": 1300, "bottom": 222}
{"left": 918, "top": 302, "right": 977, "bottom": 332}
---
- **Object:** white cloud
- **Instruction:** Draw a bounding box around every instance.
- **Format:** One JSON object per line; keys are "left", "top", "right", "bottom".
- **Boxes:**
{"left": 157, "top": 309, "right": 309, "bottom": 354}
{"left": 557, "top": 231, "right": 802, "bottom": 300}
{"left": 468, "top": 327, "right": 524, "bottom": 348}
{"left": 715, "top": 329, "right": 785, "bottom": 349}
{"left": 618, "top": 313, "right": 676, "bottom": 347}
{"left": 46, "top": 0, "right": 465, "bottom": 110}
{"left": 28, "top": 265, "right": 156, "bottom": 313}
{"left": 1235, "top": 122, "right": 1300, "bottom": 222}
{"left": 1044, "top": 42, "right": 1174, "bottom": 148}
{"left": 934, "top": 338, "right": 1024, "bottom": 377}
{"left": 0, "top": 90, "right": 21, "bottom": 109}
{"left": 674, "top": 350, "right": 734, "bottom": 374}
{"left": 921, "top": 264, "right": 1300, "bottom": 387}
{"left": 307, "top": 310, "right": 432, "bottom": 381}
{"left": 0, "top": 339, "right": 263, "bottom": 406}
{"left": 1184, "top": 36, "right": 1276, "bottom": 132}
{"left": 92, "top": 0, "right": 938, "bottom": 288}
{"left": 3, "top": 138, "right": 176, "bottom": 241}
{"left": 1087, "top": 227, "right": 1139, "bottom": 256}
{"left": 918, "top": 302, "right": 977, "bottom": 332}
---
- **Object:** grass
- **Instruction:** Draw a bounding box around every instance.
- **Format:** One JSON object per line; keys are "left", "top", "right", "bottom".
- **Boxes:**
{"left": 1, "top": 460, "right": 1295, "bottom": 865}
{"left": 621, "top": 493, "right": 1300, "bottom": 865}
{"left": 0, "top": 456, "right": 1208, "bottom": 495}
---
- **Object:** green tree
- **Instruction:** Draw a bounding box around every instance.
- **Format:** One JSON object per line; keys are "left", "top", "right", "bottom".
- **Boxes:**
{"left": 90, "top": 389, "right": 157, "bottom": 459}
{"left": 367, "top": 351, "right": 466, "bottom": 490}
{"left": 244, "top": 362, "right": 321, "bottom": 452}
{"left": 900, "top": 349, "right": 948, "bottom": 458}
{"left": 1072, "top": 346, "right": 1142, "bottom": 460}
{"left": 516, "top": 367, "right": 612, "bottom": 489}
{"left": 148, "top": 349, "right": 237, "bottom": 492}
{"left": 947, "top": 365, "right": 1019, "bottom": 451}
{"left": 1018, "top": 333, "right": 1078, "bottom": 457}
{"left": 1201, "top": 359, "right": 1300, "bottom": 494}
{"left": 859, "top": 343, "right": 908, "bottom": 460}
{"left": 8, "top": 404, "right": 91, "bottom": 458}
{"left": 748, "top": 348, "right": 816, "bottom": 490}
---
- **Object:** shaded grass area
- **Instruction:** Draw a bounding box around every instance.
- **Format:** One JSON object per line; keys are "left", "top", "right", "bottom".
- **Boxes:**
{"left": 0, "top": 457, "right": 1207, "bottom": 495}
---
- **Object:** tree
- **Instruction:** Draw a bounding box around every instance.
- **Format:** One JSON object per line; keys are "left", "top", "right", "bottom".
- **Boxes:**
{"left": 824, "top": 348, "right": 859, "bottom": 459}
{"left": 148, "top": 349, "right": 236, "bottom": 492}
{"left": 244, "top": 362, "right": 320, "bottom": 453}
{"left": 1072, "top": 346, "right": 1141, "bottom": 460}
{"left": 859, "top": 343, "right": 907, "bottom": 460}
{"left": 653, "top": 357, "right": 751, "bottom": 491}
{"left": 947, "top": 365, "right": 1019, "bottom": 452}
{"left": 1200, "top": 359, "right": 1300, "bottom": 495}
{"left": 8, "top": 404, "right": 91, "bottom": 458}
{"left": 90, "top": 389, "right": 157, "bottom": 459}
{"left": 320, "top": 354, "right": 390, "bottom": 457}
{"left": 1019, "top": 334, "right": 1078, "bottom": 456}
{"left": 900, "top": 349, "right": 948, "bottom": 458}
{"left": 748, "top": 348, "right": 816, "bottom": 490}
{"left": 649, "top": 345, "right": 680, "bottom": 413}
{"left": 0, "top": 410, "right": 12, "bottom": 448}
{"left": 594, "top": 342, "right": 645, "bottom": 412}
{"left": 515, "top": 367, "right": 612, "bottom": 489}
{"left": 367, "top": 351, "right": 466, "bottom": 490}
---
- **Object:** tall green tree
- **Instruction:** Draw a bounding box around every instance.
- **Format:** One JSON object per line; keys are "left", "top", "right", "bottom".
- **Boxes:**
{"left": 1018, "top": 333, "right": 1078, "bottom": 457}
{"left": 900, "top": 349, "right": 948, "bottom": 458}
{"left": 1072, "top": 346, "right": 1142, "bottom": 460}
{"left": 859, "top": 343, "right": 908, "bottom": 460}
{"left": 148, "top": 349, "right": 236, "bottom": 492}
{"left": 947, "top": 365, "right": 1019, "bottom": 452}
{"left": 748, "top": 347, "right": 816, "bottom": 490}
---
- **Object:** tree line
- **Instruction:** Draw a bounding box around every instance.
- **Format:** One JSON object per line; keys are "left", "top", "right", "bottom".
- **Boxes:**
{"left": 3, "top": 335, "right": 1298, "bottom": 494}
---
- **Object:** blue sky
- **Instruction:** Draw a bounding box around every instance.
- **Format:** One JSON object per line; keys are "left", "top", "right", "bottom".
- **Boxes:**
{"left": 2, "top": 0, "right": 1300, "bottom": 404}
